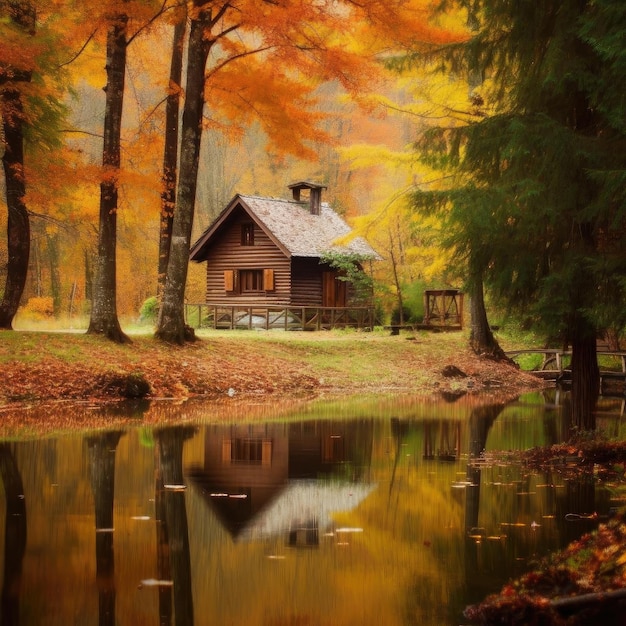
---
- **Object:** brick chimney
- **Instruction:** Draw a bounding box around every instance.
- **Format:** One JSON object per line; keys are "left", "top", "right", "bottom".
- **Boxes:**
{"left": 288, "top": 181, "right": 327, "bottom": 215}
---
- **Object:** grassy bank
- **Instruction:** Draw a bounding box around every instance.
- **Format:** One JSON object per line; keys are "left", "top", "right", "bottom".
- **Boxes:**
{"left": 0, "top": 327, "right": 545, "bottom": 407}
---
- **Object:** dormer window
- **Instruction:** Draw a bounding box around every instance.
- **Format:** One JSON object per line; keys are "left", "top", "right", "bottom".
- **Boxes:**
{"left": 241, "top": 223, "right": 254, "bottom": 246}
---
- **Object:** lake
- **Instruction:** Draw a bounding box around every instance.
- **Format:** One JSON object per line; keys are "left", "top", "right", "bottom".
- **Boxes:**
{"left": 1, "top": 390, "right": 624, "bottom": 625}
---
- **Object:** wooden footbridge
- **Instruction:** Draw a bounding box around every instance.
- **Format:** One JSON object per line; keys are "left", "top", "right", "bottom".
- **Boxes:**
{"left": 506, "top": 348, "right": 626, "bottom": 393}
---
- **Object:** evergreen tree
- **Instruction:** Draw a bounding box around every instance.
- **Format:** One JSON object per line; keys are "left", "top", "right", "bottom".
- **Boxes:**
{"left": 414, "top": 0, "right": 626, "bottom": 431}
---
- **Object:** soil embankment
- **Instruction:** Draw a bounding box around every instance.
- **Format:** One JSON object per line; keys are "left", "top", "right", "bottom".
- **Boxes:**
{"left": 0, "top": 329, "right": 545, "bottom": 408}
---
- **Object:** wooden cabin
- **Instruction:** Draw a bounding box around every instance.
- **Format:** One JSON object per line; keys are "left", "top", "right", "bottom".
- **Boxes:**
{"left": 188, "top": 182, "right": 379, "bottom": 329}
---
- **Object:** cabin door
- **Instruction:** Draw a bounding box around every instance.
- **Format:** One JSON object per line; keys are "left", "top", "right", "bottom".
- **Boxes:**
{"left": 322, "top": 271, "right": 346, "bottom": 307}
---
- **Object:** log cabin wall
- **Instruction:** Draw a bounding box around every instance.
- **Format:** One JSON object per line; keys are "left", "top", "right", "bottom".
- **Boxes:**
{"left": 290, "top": 258, "right": 324, "bottom": 306}
{"left": 203, "top": 206, "right": 291, "bottom": 305}
{"left": 290, "top": 260, "right": 358, "bottom": 307}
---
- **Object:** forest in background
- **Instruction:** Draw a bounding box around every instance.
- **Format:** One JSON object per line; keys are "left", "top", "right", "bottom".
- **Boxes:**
{"left": 0, "top": 0, "right": 467, "bottom": 326}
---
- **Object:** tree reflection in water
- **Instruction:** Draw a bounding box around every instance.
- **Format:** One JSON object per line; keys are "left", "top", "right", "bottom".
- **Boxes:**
{"left": 155, "top": 427, "right": 196, "bottom": 626}
{"left": 0, "top": 444, "right": 26, "bottom": 626}
{"left": 464, "top": 404, "right": 505, "bottom": 602}
{"left": 0, "top": 392, "right": 623, "bottom": 626}
{"left": 86, "top": 431, "right": 123, "bottom": 626}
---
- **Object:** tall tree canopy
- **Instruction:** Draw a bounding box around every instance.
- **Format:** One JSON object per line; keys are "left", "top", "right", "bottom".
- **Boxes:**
{"left": 411, "top": 0, "right": 626, "bottom": 430}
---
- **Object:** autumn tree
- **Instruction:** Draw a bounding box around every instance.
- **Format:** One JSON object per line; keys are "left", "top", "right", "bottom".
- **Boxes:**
{"left": 87, "top": 0, "right": 170, "bottom": 342}
{"left": 0, "top": 1, "right": 36, "bottom": 329}
{"left": 156, "top": 0, "right": 461, "bottom": 343}
{"left": 86, "top": 2, "right": 133, "bottom": 343}
{"left": 339, "top": 65, "right": 470, "bottom": 326}
{"left": 414, "top": 0, "right": 626, "bottom": 430}
{"left": 0, "top": 0, "right": 73, "bottom": 329}
{"left": 155, "top": 0, "right": 211, "bottom": 343}
{"left": 157, "top": 2, "right": 186, "bottom": 298}
{"left": 345, "top": 145, "right": 462, "bottom": 325}
{"left": 358, "top": 21, "right": 504, "bottom": 352}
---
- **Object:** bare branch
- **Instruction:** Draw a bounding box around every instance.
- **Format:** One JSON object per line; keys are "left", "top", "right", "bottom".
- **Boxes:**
{"left": 205, "top": 45, "right": 274, "bottom": 79}
{"left": 127, "top": 0, "right": 170, "bottom": 46}
{"left": 59, "top": 29, "right": 98, "bottom": 68}
{"left": 60, "top": 128, "right": 103, "bottom": 139}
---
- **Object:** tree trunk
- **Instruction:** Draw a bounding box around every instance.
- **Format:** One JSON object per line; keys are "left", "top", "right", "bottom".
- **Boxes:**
{"left": 388, "top": 235, "right": 404, "bottom": 326}
{"left": 0, "top": 111, "right": 30, "bottom": 329}
{"left": 156, "top": 4, "right": 212, "bottom": 344}
{"left": 569, "top": 315, "right": 599, "bottom": 432}
{"left": 47, "top": 231, "right": 62, "bottom": 315}
{"left": 84, "top": 246, "right": 93, "bottom": 302}
{"left": 158, "top": 13, "right": 187, "bottom": 298}
{"left": 87, "top": 11, "right": 130, "bottom": 343}
{"left": 154, "top": 449, "right": 173, "bottom": 626}
{"left": 468, "top": 267, "right": 506, "bottom": 359}
{"left": 0, "top": 3, "right": 35, "bottom": 330}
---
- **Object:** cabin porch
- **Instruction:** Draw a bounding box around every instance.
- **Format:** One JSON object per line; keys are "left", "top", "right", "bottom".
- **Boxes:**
{"left": 184, "top": 303, "right": 376, "bottom": 331}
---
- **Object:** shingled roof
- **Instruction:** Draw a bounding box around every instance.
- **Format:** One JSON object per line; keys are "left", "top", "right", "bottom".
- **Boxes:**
{"left": 189, "top": 192, "right": 380, "bottom": 261}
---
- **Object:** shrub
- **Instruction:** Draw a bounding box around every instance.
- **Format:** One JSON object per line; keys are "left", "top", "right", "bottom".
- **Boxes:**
{"left": 21, "top": 296, "right": 54, "bottom": 320}
{"left": 403, "top": 280, "right": 427, "bottom": 323}
{"left": 139, "top": 296, "right": 158, "bottom": 323}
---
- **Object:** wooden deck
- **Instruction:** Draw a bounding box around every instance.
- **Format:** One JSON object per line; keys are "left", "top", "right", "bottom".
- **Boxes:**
{"left": 506, "top": 348, "right": 626, "bottom": 393}
{"left": 184, "top": 304, "right": 376, "bottom": 331}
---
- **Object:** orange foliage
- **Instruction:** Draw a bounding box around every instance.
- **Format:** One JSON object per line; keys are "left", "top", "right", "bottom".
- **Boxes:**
{"left": 196, "top": 0, "right": 463, "bottom": 162}
{"left": 3, "top": 0, "right": 467, "bottom": 321}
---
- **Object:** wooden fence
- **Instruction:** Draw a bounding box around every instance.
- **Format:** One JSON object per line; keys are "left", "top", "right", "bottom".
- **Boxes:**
{"left": 184, "top": 304, "right": 376, "bottom": 331}
{"left": 506, "top": 348, "right": 626, "bottom": 393}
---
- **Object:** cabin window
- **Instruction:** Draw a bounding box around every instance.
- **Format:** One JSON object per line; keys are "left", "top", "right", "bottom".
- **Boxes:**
{"left": 224, "top": 269, "right": 275, "bottom": 293}
{"left": 241, "top": 223, "right": 254, "bottom": 246}
{"left": 223, "top": 438, "right": 272, "bottom": 465}
{"left": 239, "top": 269, "right": 264, "bottom": 292}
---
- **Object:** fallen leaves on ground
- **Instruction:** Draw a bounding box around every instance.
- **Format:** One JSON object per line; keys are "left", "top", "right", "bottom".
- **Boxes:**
{"left": 0, "top": 330, "right": 546, "bottom": 409}
{"left": 464, "top": 513, "right": 626, "bottom": 625}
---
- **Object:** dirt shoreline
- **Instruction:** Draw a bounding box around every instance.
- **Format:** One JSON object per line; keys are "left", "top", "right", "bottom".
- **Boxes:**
{"left": 1, "top": 329, "right": 547, "bottom": 403}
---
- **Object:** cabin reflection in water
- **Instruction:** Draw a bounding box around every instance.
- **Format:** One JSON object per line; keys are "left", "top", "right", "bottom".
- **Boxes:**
{"left": 186, "top": 420, "right": 375, "bottom": 546}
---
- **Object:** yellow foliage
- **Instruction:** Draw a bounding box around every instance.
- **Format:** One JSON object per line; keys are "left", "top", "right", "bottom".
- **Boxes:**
{"left": 20, "top": 297, "right": 54, "bottom": 319}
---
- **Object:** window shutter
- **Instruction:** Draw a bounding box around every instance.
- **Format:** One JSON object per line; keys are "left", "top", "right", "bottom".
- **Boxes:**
{"left": 224, "top": 269, "right": 235, "bottom": 292}
{"left": 262, "top": 440, "right": 272, "bottom": 466}
{"left": 263, "top": 268, "right": 275, "bottom": 291}
{"left": 222, "top": 439, "right": 232, "bottom": 463}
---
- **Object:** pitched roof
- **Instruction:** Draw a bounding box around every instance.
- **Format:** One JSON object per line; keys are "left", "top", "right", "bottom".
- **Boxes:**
{"left": 189, "top": 193, "right": 380, "bottom": 261}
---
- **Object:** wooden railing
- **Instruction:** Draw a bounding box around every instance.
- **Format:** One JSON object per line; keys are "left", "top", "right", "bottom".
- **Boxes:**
{"left": 506, "top": 349, "right": 626, "bottom": 373}
{"left": 184, "top": 304, "right": 376, "bottom": 331}
{"left": 506, "top": 348, "right": 626, "bottom": 392}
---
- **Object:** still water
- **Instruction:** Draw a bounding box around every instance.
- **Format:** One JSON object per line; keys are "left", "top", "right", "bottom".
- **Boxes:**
{"left": 1, "top": 391, "right": 625, "bottom": 626}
